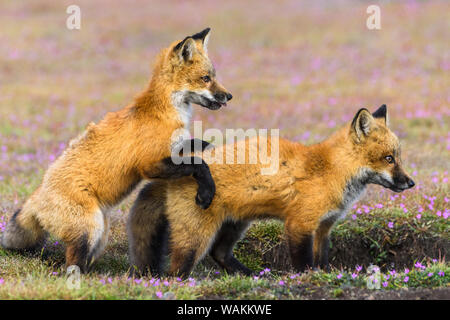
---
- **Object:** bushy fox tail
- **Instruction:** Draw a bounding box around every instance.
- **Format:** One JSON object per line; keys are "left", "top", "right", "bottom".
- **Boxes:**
{"left": 1, "top": 209, "right": 46, "bottom": 251}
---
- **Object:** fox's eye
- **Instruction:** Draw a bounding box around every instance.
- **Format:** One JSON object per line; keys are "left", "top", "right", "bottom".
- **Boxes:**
{"left": 201, "top": 75, "right": 211, "bottom": 83}
{"left": 385, "top": 155, "right": 394, "bottom": 164}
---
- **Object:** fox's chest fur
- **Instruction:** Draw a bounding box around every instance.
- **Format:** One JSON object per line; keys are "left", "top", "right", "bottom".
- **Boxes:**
{"left": 320, "top": 168, "right": 371, "bottom": 224}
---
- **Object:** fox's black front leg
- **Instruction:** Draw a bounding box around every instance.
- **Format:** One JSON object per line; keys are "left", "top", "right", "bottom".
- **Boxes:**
{"left": 153, "top": 156, "right": 215, "bottom": 209}
{"left": 287, "top": 233, "right": 314, "bottom": 272}
{"left": 173, "top": 138, "right": 213, "bottom": 156}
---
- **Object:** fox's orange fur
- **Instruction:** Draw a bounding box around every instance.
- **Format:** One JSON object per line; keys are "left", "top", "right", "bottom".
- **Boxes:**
{"left": 128, "top": 106, "right": 415, "bottom": 276}
{"left": 1, "top": 28, "right": 232, "bottom": 272}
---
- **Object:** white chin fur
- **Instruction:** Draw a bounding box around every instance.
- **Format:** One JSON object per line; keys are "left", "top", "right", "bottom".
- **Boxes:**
{"left": 171, "top": 90, "right": 193, "bottom": 128}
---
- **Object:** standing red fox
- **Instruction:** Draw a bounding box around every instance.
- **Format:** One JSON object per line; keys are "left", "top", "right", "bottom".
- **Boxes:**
{"left": 128, "top": 105, "right": 415, "bottom": 276}
{"left": 1, "top": 28, "right": 232, "bottom": 272}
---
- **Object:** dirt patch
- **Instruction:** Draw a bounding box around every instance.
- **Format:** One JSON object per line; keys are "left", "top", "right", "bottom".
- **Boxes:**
{"left": 231, "top": 223, "right": 449, "bottom": 272}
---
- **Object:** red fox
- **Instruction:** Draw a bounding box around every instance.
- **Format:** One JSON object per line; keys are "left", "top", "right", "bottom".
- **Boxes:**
{"left": 128, "top": 105, "right": 415, "bottom": 276}
{"left": 1, "top": 28, "right": 232, "bottom": 272}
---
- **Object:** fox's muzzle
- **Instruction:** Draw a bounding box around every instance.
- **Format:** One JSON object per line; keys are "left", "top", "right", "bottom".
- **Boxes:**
{"left": 390, "top": 167, "right": 415, "bottom": 192}
{"left": 213, "top": 92, "right": 232, "bottom": 104}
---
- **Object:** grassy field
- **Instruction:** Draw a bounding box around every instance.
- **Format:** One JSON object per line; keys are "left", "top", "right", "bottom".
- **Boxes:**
{"left": 0, "top": 0, "right": 448, "bottom": 299}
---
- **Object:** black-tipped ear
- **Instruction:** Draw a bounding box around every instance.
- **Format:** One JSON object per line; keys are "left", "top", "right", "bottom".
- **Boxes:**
{"left": 173, "top": 37, "right": 197, "bottom": 62}
{"left": 372, "top": 104, "right": 389, "bottom": 126}
{"left": 191, "top": 27, "right": 211, "bottom": 53}
{"left": 191, "top": 28, "right": 211, "bottom": 43}
{"left": 351, "top": 108, "right": 376, "bottom": 141}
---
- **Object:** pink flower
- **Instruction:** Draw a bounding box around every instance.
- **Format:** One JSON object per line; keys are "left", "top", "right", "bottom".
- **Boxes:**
{"left": 382, "top": 281, "right": 388, "bottom": 288}
{"left": 438, "top": 271, "right": 445, "bottom": 277}
{"left": 416, "top": 214, "right": 421, "bottom": 220}
{"left": 403, "top": 276, "right": 409, "bottom": 283}
{"left": 156, "top": 291, "right": 163, "bottom": 298}
{"left": 427, "top": 273, "right": 434, "bottom": 277}
{"left": 356, "top": 265, "right": 363, "bottom": 272}
{"left": 388, "top": 222, "right": 394, "bottom": 228}
{"left": 351, "top": 214, "right": 357, "bottom": 220}
{"left": 404, "top": 268, "right": 409, "bottom": 274}
{"left": 0, "top": 278, "right": 4, "bottom": 285}
{"left": 414, "top": 262, "right": 425, "bottom": 269}
{"left": 279, "top": 280, "right": 285, "bottom": 286}
{"left": 351, "top": 273, "right": 357, "bottom": 279}
{"left": 337, "top": 273, "right": 343, "bottom": 279}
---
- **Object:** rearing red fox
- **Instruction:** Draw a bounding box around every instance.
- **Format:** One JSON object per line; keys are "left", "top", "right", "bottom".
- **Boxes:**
{"left": 128, "top": 105, "right": 415, "bottom": 276}
{"left": 1, "top": 28, "right": 232, "bottom": 272}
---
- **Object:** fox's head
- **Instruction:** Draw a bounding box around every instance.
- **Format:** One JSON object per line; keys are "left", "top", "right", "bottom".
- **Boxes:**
{"left": 349, "top": 105, "right": 415, "bottom": 192}
{"left": 165, "top": 28, "right": 232, "bottom": 110}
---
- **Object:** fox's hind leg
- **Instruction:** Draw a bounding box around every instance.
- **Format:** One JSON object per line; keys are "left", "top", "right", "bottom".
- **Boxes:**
{"left": 167, "top": 203, "right": 220, "bottom": 278}
{"left": 210, "top": 220, "right": 252, "bottom": 275}
{"left": 127, "top": 182, "right": 169, "bottom": 277}
{"left": 42, "top": 207, "right": 109, "bottom": 273}
{"left": 1, "top": 207, "right": 46, "bottom": 251}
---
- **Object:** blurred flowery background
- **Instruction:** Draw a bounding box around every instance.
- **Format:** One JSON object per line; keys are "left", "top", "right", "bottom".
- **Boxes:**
{"left": 0, "top": 0, "right": 448, "bottom": 299}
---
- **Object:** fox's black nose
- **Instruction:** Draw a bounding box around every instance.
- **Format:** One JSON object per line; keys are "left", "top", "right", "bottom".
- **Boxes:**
{"left": 407, "top": 179, "right": 415, "bottom": 188}
{"left": 214, "top": 92, "right": 232, "bottom": 103}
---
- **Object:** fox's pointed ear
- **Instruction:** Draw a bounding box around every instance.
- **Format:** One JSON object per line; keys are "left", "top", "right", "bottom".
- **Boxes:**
{"left": 351, "top": 108, "right": 376, "bottom": 141}
{"left": 191, "top": 27, "right": 211, "bottom": 53}
{"left": 173, "top": 37, "right": 197, "bottom": 62}
{"left": 372, "top": 104, "right": 389, "bottom": 126}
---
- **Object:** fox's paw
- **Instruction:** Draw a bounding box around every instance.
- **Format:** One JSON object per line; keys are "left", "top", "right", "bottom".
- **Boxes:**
{"left": 195, "top": 185, "right": 215, "bottom": 210}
